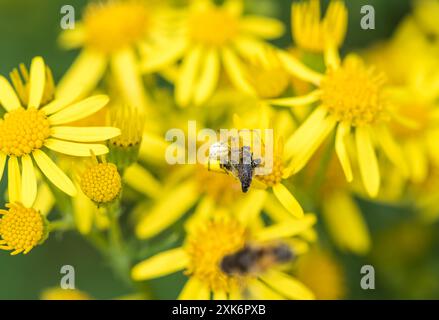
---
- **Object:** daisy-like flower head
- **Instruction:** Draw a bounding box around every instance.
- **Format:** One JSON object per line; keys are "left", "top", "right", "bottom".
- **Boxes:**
{"left": 151, "top": 0, "right": 285, "bottom": 107}
{"left": 291, "top": 0, "right": 347, "bottom": 52}
{"left": 270, "top": 45, "right": 407, "bottom": 198}
{"left": 58, "top": 0, "right": 179, "bottom": 109}
{"left": 80, "top": 154, "right": 122, "bottom": 205}
{"left": 0, "top": 57, "right": 120, "bottom": 207}
{"left": 131, "top": 215, "right": 316, "bottom": 299}
{"left": 0, "top": 203, "right": 48, "bottom": 255}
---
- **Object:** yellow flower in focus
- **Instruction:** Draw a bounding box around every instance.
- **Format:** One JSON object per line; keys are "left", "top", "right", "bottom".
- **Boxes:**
{"left": 291, "top": 0, "right": 348, "bottom": 52}
{"left": 0, "top": 203, "right": 48, "bottom": 255}
{"left": 80, "top": 155, "right": 122, "bottom": 205}
{"left": 58, "top": 0, "right": 179, "bottom": 109}
{"left": 151, "top": 0, "right": 284, "bottom": 107}
{"left": 271, "top": 47, "right": 406, "bottom": 198}
{"left": 0, "top": 57, "right": 120, "bottom": 206}
{"left": 132, "top": 216, "right": 316, "bottom": 299}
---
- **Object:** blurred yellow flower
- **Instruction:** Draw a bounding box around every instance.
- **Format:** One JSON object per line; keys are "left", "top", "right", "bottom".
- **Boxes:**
{"left": 132, "top": 215, "right": 316, "bottom": 299}
{"left": 0, "top": 57, "right": 120, "bottom": 206}
{"left": 296, "top": 248, "right": 346, "bottom": 299}
{"left": 291, "top": 0, "right": 347, "bottom": 52}
{"left": 41, "top": 287, "right": 92, "bottom": 300}
{"left": 151, "top": 0, "right": 284, "bottom": 107}
{"left": 58, "top": 0, "right": 178, "bottom": 109}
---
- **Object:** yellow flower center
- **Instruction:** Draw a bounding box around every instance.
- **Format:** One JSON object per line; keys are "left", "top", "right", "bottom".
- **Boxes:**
{"left": 248, "top": 68, "right": 290, "bottom": 98}
{"left": 0, "top": 203, "right": 46, "bottom": 255}
{"left": 256, "top": 155, "right": 283, "bottom": 187}
{"left": 185, "top": 219, "right": 247, "bottom": 292}
{"left": 189, "top": 7, "right": 238, "bottom": 47}
{"left": 80, "top": 163, "right": 122, "bottom": 204}
{"left": 83, "top": 1, "right": 149, "bottom": 53}
{"left": 321, "top": 56, "right": 386, "bottom": 126}
{"left": 0, "top": 107, "right": 50, "bottom": 156}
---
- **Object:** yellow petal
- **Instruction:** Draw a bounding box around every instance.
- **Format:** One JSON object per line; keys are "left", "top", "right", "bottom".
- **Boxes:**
{"left": 178, "top": 277, "right": 210, "bottom": 300}
{"left": 124, "top": 163, "right": 163, "bottom": 198}
{"left": 8, "top": 156, "right": 21, "bottom": 203}
{"left": 355, "top": 126, "right": 380, "bottom": 197}
{"left": 288, "top": 115, "right": 336, "bottom": 174}
{"left": 21, "top": 154, "right": 37, "bottom": 208}
{"left": 254, "top": 214, "right": 316, "bottom": 241}
{"left": 44, "top": 139, "right": 108, "bottom": 157}
{"left": 33, "top": 182, "right": 55, "bottom": 217}
{"left": 58, "top": 24, "right": 86, "bottom": 49}
{"left": 0, "top": 153, "right": 6, "bottom": 183}
{"left": 335, "top": 122, "right": 353, "bottom": 182}
{"left": 131, "top": 248, "right": 189, "bottom": 280}
{"left": 41, "top": 97, "right": 73, "bottom": 115}
{"left": 324, "top": 42, "right": 341, "bottom": 70}
{"left": 176, "top": 45, "right": 204, "bottom": 107}
{"left": 321, "top": 191, "right": 371, "bottom": 254}
{"left": 248, "top": 279, "right": 286, "bottom": 300}
{"left": 28, "top": 56, "right": 46, "bottom": 108}
{"left": 221, "top": 47, "right": 255, "bottom": 95}
{"left": 135, "top": 180, "right": 198, "bottom": 239}
{"left": 51, "top": 126, "right": 121, "bottom": 142}
{"left": 267, "top": 90, "right": 321, "bottom": 107}
{"left": 213, "top": 290, "right": 227, "bottom": 300}
{"left": 141, "top": 38, "right": 187, "bottom": 73}
{"left": 406, "top": 140, "right": 428, "bottom": 183}
{"left": 272, "top": 183, "right": 304, "bottom": 218}
{"left": 185, "top": 196, "right": 215, "bottom": 233}
{"left": 111, "top": 47, "right": 148, "bottom": 110}
{"left": 0, "top": 76, "right": 21, "bottom": 111}
{"left": 240, "top": 16, "right": 285, "bottom": 39}
{"left": 277, "top": 50, "right": 323, "bottom": 86}
{"left": 193, "top": 48, "right": 220, "bottom": 106}
{"left": 56, "top": 49, "right": 107, "bottom": 103}
{"left": 72, "top": 188, "right": 95, "bottom": 234}
{"left": 284, "top": 107, "right": 327, "bottom": 159}
{"left": 376, "top": 126, "right": 408, "bottom": 178}
{"left": 234, "top": 189, "right": 267, "bottom": 225}
{"left": 32, "top": 149, "right": 77, "bottom": 196}
{"left": 260, "top": 270, "right": 314, "bottom": 300}
{"left": 48, "top": 95, "right": 109, "bottom": 125}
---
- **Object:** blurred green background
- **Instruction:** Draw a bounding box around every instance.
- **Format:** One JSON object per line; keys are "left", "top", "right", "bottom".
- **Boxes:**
{"left": 2, "top": 0, "right": 439, "bottom": 300}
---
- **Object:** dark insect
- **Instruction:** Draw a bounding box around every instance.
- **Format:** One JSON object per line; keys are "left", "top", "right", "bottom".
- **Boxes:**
{"left": 220, "top": 243, "right": 294, "bottom": 276}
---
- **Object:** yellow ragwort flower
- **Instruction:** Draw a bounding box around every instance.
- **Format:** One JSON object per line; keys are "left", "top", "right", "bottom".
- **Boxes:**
{"left": 270, "top": 46, "right": 406, "bottom": 198}
{"left": 0, "top": 203, "right": 48, "bottom": 255}
{"left": 0, "top": 57, "right": 120, "bottom": 206}
{"left": 132, "top": 216, "right": 316, "bottom": 299}
{"left": 149, "top": 0, "right": 285, "bottom": 107}
{"left": 58, "top": 0, "right": 179, "bottom": 109}
{"left": 80, "top": 155, "right": 122, "bottom": 205}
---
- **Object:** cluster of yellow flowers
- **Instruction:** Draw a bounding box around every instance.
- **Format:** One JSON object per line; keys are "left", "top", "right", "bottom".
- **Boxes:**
{"left": 0, "top": 0, "right": 438, "bottom": 300}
